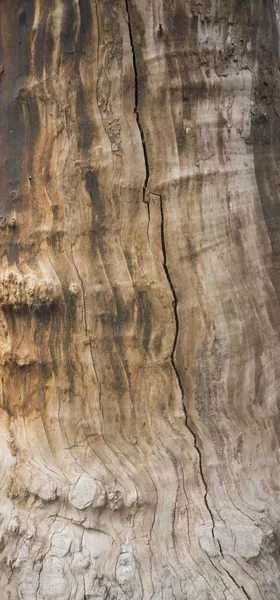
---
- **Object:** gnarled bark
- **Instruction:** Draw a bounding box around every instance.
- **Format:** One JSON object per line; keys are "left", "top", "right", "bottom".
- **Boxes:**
{"left": 0, "top": 1, "right": 280, "bottom": 598}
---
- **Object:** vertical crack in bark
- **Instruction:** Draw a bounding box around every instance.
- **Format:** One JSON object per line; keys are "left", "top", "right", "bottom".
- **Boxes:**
{"left": 159, "top": 197, "right": 217, "bottom": 539}
{"left": 125, "top": 0, "right": 217, "bottom": 555}
{"left": 123, "top": 6, "right": 249, "bottom": 596}
{"left": 160, "top": 197, "right": 250, "bottom": 595}
{"left": 125, "top": 0, "right": 149, "bottom": 200}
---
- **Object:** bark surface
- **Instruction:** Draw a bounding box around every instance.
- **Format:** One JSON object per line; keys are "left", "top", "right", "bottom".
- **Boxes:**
{"left": 0, "top": 1, "right": 280, "bottom": 599}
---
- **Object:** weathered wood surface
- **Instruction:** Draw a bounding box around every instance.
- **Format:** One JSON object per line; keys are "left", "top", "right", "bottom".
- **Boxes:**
{"left": 0, "top": 1, "right": 280, "bottom": 598}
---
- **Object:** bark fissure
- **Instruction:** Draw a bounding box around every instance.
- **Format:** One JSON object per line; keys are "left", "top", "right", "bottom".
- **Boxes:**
{"left": 223, "top": 569, "right": 251, "bottom": 600}
{"left": 125, "top": 0, "right": 149, "bottom": 199}
{"left": 125, "top": 0, "right": 217, "bottom": 553}
{"left": 218, "top": 541, "right": 251, "bottom": 600}
{"left": 158, "top": 195, "right": 217, "bottom": 539}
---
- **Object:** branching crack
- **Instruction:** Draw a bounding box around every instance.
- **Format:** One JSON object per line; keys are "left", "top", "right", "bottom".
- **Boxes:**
{"left": 125, "top": 0, "right": 149, "bottom": 200}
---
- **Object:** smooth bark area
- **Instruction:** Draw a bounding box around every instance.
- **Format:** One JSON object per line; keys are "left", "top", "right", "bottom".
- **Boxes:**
{"left": 0, "top": 1, "right": 280, "bottom": 598}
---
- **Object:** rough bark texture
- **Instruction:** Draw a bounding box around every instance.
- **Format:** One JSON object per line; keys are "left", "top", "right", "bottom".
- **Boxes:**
{"left": 0, "top": 1, "right": 280, "bottom": 599}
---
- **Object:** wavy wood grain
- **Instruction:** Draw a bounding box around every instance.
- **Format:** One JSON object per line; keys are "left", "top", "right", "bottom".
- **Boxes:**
{"left": 0, "top": 1, "right": 280, "bottom": 598}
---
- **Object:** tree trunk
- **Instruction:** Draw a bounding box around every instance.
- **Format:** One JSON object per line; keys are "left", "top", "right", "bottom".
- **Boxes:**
{"left": 0, "top": 1, "right": 280, "bottom": 598}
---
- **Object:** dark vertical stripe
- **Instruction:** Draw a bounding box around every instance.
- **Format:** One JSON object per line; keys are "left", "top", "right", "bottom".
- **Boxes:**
{"left": 251, "top": 0, "right": 280, "bottom": 299}
{"left": 0, "top": 1, "right": 34, "bottom": 218}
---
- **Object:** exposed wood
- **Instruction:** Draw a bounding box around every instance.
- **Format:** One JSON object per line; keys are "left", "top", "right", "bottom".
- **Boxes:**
{"left": 0, "top": 1, "right": 280, "bottom": 598}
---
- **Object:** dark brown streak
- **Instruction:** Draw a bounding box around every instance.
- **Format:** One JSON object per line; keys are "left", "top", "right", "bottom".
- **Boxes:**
{"left": 125, "top": 0, "right": 149, "bottom": 201}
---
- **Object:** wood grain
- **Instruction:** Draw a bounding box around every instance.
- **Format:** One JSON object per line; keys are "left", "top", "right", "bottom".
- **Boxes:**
{"left": 0, "top": 1, "right": 280, "bottom": 598}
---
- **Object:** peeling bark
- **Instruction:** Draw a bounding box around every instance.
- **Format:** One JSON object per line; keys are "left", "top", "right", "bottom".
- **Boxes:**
{"left": 0, "top": 1, "right": 280, "bottom": 599}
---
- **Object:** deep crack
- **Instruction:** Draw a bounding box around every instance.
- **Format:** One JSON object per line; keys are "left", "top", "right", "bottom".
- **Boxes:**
{"left": 159, "top": 196, "right": 216, "bottom": 536}
{"left": 122, "top": 4, "right": 251, "bottom": 595}
{"left": 125, "top": 0, "right": 216, "bottom": 547}
{"left": 125, "top": 0, "right": 149, "bottom": 200}
{"left": 223, "top": 566, "right": 251, "bottom": 600}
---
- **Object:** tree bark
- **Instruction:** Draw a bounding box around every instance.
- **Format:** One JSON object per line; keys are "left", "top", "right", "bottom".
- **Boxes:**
{"left": 0, "top": 1, "right": 280, "bottom": 598}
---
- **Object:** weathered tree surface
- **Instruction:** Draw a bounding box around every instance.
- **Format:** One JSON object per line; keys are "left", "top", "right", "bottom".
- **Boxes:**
{"left": 0, "top": 1, "right": 280, "bottom": 598}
